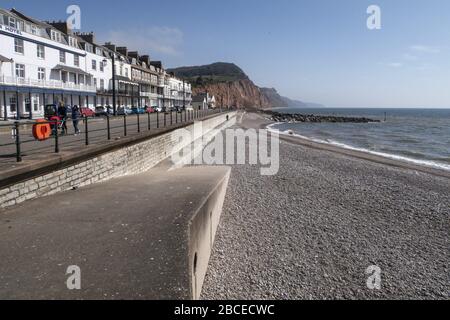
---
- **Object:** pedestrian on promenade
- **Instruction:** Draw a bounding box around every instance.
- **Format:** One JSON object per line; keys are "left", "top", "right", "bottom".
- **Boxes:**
{"left": 72, "top": 105, "right": 81, "bottom": 135}
{"left": 58, "top": 102, "right": 68, "bottom": 135}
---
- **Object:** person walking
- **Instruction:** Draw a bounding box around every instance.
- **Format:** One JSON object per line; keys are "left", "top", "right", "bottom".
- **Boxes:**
{"left": 57, "top": 102, "right": 68, "bottom": 135}
{"left": 72, "top": 105, "right": 81, "bottom": 135}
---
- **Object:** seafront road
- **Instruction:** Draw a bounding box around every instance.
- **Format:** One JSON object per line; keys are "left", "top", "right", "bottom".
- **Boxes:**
{"left": 201, "top": 112, "right": 449, "bottom": 300}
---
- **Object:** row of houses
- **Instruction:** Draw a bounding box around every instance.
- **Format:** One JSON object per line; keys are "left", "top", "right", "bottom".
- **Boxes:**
{"left": 0, "top": 8, "right": 193, "bottom": 120}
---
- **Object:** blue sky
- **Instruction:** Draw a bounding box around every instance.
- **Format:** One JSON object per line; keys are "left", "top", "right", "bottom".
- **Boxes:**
{"left": 2, "top": 0, "right": 450, "bottom": 108}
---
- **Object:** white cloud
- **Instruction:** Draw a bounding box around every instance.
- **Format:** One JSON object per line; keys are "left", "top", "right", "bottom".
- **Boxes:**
{"left": 104, "top": 26, "right": 184, "bottom": 56}
{"left": 416, "top": 63, "right": 435, "bottom": 71}
{"left": 403, "top": 53, "right": 418, "bottom": 61}
{"left": 410, "top": 45, "right": 440, "bottom": 54}
{"left": 387, "top": 62, "right": 403, "bottom": 68}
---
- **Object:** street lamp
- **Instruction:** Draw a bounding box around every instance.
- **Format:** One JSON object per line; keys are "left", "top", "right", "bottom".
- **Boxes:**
{"left": 103, "top": 53, "right": 117, "bottom": 116}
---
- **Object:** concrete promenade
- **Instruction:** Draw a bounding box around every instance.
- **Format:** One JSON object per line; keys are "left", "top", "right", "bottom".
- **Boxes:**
{"left": 0, "top": 166, "right": 230, "bottom": 299}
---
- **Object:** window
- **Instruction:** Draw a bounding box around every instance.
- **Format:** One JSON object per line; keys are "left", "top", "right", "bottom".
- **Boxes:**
{"left": 15, "top": 64, "right": 25, "bottom": 78}
{"left": 92, "top": 60, "right": 97, "bottom": 70}
{"left": 17, "top": 20, "right": 24, "bottom": 31}
{"left": 100, "top": 79, "right": 105, "bottom": 90}
{"left": 31, "top": 25, "right": 37, "bottom": 35}
{"left": 25, "top": 98, "right": 31, "bottom": 112}
{"left": 33, "top": 98, "right": 39, "bottom": 112}
{"left": 10, "top": 97, "right": 17, "bottom": 112}
{"left": 94, "top": 78, "right": 97, "bottom": 87}
{"left": 59, "top": 50, "right": 66, "bottom": 63}
{"left": 85, "top": 43, "right": 93, "bottom": 53}
{"left": 37, "top": 44, "right": 45, "bottom": 59}
{"left": 74, "top": 54, "right": 79, "bottom": 67}
{"left": 69, "top": 37, "right": 78, "bottom": 47}
{"left": 9, "top": 17, "right": 16, "bottom": 28}
{"left": 125, "top": 68, "right": 128, "bottom": 78}
{"left": 14, "top": 39, "right": 24, "bottom": 54}
{"left": 38, "top": 67, "right": 45, "bottom": 81}
{"left": 100, "top": 61, "right": 104, "bottom": 72}
{"left": 51, "top": 30, "right": 61, "bottom": 42}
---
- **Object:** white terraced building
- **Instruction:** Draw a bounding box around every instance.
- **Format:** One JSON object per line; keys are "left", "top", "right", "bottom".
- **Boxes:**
{"left": 166, "top": 75, "right": 192, "bottom": 110}
{"left": 0, "top": 8, "right": 191, "bottom": 120}
{"left": 0, "top": 8, "right": 96, "bottom": 119}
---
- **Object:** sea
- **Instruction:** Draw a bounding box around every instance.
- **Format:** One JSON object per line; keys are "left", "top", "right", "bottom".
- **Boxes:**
{"left": 269, "top": 108, "right": 450, "bottom": 171}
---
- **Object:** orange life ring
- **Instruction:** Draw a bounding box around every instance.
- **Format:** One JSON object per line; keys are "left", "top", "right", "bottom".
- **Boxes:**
{"left": 32, "top": 119, "right": 51, "bottom": 141}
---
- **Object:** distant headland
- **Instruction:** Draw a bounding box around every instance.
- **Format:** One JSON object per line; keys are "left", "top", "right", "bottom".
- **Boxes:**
{"left": 167, "top": 62, "right": 324, "bottom": 110}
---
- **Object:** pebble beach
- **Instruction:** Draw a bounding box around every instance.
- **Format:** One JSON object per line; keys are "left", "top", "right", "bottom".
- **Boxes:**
{"left": 201, "top": 112, "right": 449, "bottom": 300}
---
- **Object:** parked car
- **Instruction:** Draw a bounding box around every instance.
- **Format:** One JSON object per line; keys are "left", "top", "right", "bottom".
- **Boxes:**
{"left": 65, "top": 106, "right": 72, "bottom": 116}
{"left": 130, "top": 107, "right": 146, "bottom": 115}
{"left": 155, "top": 107, "right": 163, "bottom": 113}
{"left": 80, "top": 107, "right": 95, "bottom": 118}
{"left": 95, "top": 106, "right": 108, "bottom": 117}
{"left": 144, "top": 106, "right": 156, "bottom": 113}
{"left": 105, "top": 105, "right": 114, "bottom": 115}
{"left": 173, "top": 106, "right": 185, "bottom": 112}
{"left": 44, "top": 104, "right": 58, "bottom": 118}
{"left": 117, "top": 106, "right": 132, "bottom": 116}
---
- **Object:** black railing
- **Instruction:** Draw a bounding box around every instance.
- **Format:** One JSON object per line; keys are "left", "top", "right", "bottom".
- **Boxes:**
{"left": 0, "top": 109, "right": 223, "bottom": 163}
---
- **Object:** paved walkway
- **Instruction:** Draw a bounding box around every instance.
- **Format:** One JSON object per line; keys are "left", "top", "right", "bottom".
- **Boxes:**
{"left": 0, "top": 110, "right": 217, "bottom": 173}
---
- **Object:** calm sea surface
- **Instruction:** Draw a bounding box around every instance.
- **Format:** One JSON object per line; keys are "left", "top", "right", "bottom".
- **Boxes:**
{"left": 270, "top": 108, "right": 450, "bottom": 171}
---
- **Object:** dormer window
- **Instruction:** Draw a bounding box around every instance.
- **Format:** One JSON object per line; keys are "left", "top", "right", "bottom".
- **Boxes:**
{"left": 17, "top": 20, "right": 24, "bottom": 31}
{"left": 9, "top": 16, "right": 16, "bottom": 28}
{"left": 69, "top": 37, "right": 77, "bottom": 47}
{"left": 51, "top": 30, "right": 61, "bottom": 42}
{"left": 85, "top": 44, "right": 93, "bottom": 53}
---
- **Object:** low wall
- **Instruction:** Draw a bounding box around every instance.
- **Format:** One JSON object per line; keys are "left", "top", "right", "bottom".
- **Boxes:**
{"left": 0, "top": 112, "right": 236, "bottom": 209}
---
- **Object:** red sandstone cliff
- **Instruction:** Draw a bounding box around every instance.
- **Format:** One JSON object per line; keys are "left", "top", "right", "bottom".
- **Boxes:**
{"left": 192, "top": 79, "right": 272, "bottom": 109}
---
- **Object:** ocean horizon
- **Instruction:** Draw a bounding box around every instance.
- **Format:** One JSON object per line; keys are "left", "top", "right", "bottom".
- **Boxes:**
{"left": 270, "top": 107, "right": 450, "bottom": 171}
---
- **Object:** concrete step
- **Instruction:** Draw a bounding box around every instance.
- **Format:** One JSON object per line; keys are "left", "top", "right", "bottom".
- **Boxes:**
{"left": 0, "top": 166, "right": 231, "bottom": 300}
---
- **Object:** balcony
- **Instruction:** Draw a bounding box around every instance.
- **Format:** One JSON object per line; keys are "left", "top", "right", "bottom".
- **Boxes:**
{"left": 140, "top": 92, "right": 159, "bottom": 99}
{"left": 0, "top": 76, "right": 97, "bottom": 93}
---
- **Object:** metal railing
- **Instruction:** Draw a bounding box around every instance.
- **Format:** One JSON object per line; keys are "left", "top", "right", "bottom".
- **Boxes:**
{"left": 0, "top": 75, "right": 96, "bottom": 92}
{"left": 0, "top": 108, "right": 223, "bottom": 163}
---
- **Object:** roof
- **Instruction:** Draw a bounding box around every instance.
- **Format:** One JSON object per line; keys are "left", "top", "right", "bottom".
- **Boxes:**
{"left": 0, "top": 54, "right": 13, "bottom": 63}
{"left": 10, "top": 8, "right": 51, "bottom": 28}
{"left": 52, "top": 64, "right": 90, "bottom": 76}
{"left": 192, "top": 95, "right": 206, "bottom": 103}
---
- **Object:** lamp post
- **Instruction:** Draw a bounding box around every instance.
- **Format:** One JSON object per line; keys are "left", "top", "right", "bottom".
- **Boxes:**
{"left": 182, "top": 79, "right": 185, "bottom": 111}
{"left": 104, "top": 53, "right": 117, "bottom": 116}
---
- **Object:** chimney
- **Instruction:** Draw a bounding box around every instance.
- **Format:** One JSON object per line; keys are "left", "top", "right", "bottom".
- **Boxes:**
{"left": 47, "top": 21, "right": 70, "bottom": 34}
{"left": 150, "top": 61, "right": 162, "bottom": 69}
{"left": 116, "top": 47, "right": 128, "bottom": 56}
{"left": 104, "top": 42, "right": 117, "bottom": 52}
{"left": 140, "top": 55, "right": 151, "bottom": 66}
{"left": 128, "top": 51, "right": 139, "bottom": 59}
{"left": 76, "top": 32, "right": 95, "bottom": 43}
